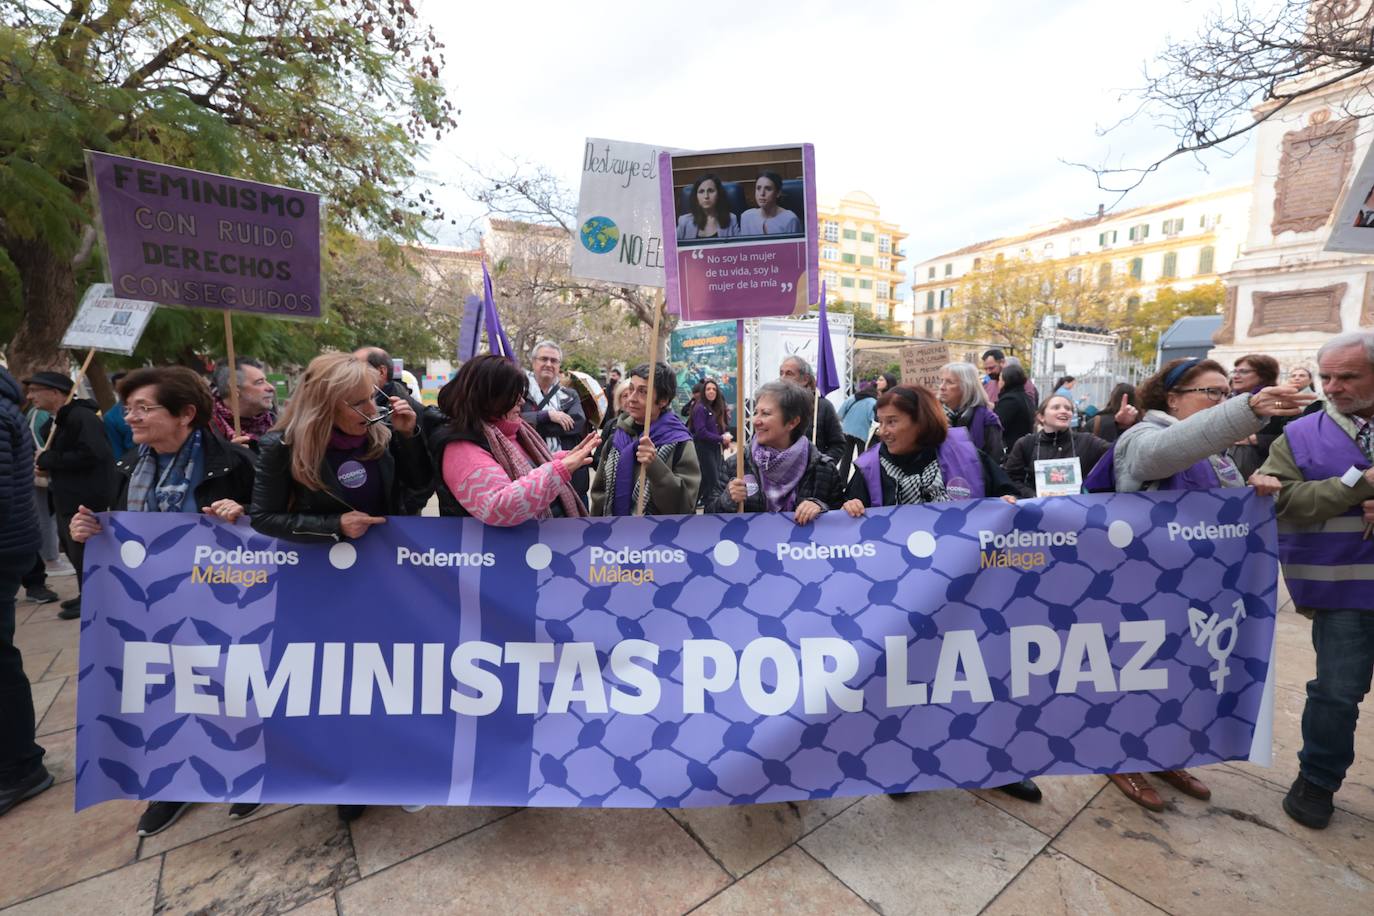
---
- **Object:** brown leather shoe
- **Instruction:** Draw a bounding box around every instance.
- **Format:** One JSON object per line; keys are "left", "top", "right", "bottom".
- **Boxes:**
{"left": 1155, "top": 768, "right": 1211, "bottom": 801}
{"left": 1108, "top": 772, "right": 1165, "bottom": 812}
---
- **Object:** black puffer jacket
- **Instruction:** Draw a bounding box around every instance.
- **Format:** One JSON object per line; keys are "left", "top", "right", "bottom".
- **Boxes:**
{"left": 1003, "top": 428, "right": 1111, "bottom": 498}
{"left": 35, "top": 397, "right": 114, "bottom": 515}
{"left": 0, "top": 368, "right": 40, "bottom": 560}
{"left": 249, "top": 428, "right": 432, "bottom": 542}
{"left": 111, "top": 431, "right": 256, "bottom": 512}
{"left": 708, "top": 442, "right": 845, "bottom": 514}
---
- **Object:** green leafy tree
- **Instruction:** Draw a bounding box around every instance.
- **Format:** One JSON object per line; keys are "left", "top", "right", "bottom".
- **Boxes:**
{"left": 0, "top": 0, "right": 455, "bottom": 381}
{"left": 826, "top": 299, "right": 900, "bottom": 337}
{"left": 1120, "top": 281, "right": 1224, "bottom": 360}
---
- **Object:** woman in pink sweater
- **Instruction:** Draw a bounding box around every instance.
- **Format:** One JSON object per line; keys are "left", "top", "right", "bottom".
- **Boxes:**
{"left": 431, "top": 355, "right": 599, "bottom": 523}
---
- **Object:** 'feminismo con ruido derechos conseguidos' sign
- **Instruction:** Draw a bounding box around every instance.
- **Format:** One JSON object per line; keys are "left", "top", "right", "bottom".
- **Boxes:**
{"left": 87, "top": 151, "right": 322, "bottom": 318}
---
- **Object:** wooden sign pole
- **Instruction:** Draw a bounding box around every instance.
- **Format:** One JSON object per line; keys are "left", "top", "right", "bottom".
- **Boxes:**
{"left": 223, "top": 311, "right": 242, "bottom": 438}
{"left": 634, "top": 296, "right": 665, "bottom": 516}
{"left": 735, "top": 320, "right": 746, "bottom": 513}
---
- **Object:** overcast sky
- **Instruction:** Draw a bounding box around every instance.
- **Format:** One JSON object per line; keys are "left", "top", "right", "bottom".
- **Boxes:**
{"left": 417, "top": 0, "right": 1253, "bottom": 280}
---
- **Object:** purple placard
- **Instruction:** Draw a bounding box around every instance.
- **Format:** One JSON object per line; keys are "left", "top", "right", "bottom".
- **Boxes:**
{"left": 76, "top": 489, "right": 1277, "bottom": 810}
{"left": 660, "top": 144, "right": 818, "bottom": 321}
{"left": 87, "top": 151, "right": 322, "bottom": 318}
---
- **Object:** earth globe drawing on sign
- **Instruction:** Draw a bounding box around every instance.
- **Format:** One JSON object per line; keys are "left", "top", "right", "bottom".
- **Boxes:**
{"left": 580, "top": 216, "right": 619, "bottom": 254}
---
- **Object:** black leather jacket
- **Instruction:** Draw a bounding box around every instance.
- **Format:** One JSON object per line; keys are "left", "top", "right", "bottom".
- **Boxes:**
{"left": 249, "top": 428, "right": 432, "bottom": 542}
{"left": 112, "top": 430, "right": 257, "bottom": 511}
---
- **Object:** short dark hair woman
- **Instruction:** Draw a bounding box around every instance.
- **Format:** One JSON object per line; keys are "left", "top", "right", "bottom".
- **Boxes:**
{"left": 709, "top": 381, "right": 842, "bottom": 522}
{"left": 1106, "top": 355, "right": 1311, "bottom": 813}
{"left": 589, "top": 362, "right": 699, "bottom": 516}
{"left": 689, "top": 378, "right": 731, "bottom": 506}
{"left": 739, "top": 170, "right": 801, "bottom": 236}
{"left": 1088, "top": 382, "right": 1140, "bottom": 442}
{"left": 993, "top": 361, "right": 1034, "bottom": 446}
{"left": 431, "top": 354, "right": 596, "bottom": 522}
{"left": 1227, "top": 353, "right": 1286, "bottom": 479}
{"left": 68, "top": 365, "right": 258, "bottom": 837}
{"left": 676, "top": 174, "right": 739, "bottom": 241}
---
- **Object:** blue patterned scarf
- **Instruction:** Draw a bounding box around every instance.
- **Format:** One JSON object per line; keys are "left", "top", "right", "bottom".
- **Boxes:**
{"left": 127, "top": 429, "right": 203, "bottom": 513}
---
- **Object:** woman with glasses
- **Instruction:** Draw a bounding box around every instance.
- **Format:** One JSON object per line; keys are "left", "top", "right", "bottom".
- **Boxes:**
{"left": 1107, "top": 356, "right": 1312, "bottom": 812}
{"left": 67, "top": 366, "right": 257, "bottom": 838}
{"left": 1227, "top": 354, "right": 1286, "bottom": 479}
{"left": 251, "top": 352, "right": 429, "bottom": 544}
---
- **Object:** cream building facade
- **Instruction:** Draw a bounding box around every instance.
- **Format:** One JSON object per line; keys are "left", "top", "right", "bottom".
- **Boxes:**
{"left": 910, "top": 187, "right": 1252, "bottom": 341}
{"left": 817, "top": 191, "right": 910, "bottom": 328}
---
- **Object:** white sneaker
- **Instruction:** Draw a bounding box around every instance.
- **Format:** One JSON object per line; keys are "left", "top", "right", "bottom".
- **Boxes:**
{"left": 46, "top": 558, "right": 76, "bottom": 578}
{"left": 401, "top": 805, "right": 427, "bottom": 813}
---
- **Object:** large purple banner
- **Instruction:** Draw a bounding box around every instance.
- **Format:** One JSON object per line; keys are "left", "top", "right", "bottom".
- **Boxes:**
{"left": 87, "top": 151, "right": 322, "bottom": 318}
{"left": 75, "top": 490, "right": 1277, "bottom": 810}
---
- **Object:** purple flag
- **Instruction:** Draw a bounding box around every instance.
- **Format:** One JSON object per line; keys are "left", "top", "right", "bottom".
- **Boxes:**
{"left": 483, "top": 260, "right": 516, "bottom": 364}
{"left": 815, "top": 281, "right": 839, "bottom": 396}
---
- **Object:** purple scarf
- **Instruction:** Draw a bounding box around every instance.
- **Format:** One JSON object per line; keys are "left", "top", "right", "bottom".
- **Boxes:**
{"left": 751, "top": 435, "right": 811, "bottom": 512}
{"left": 611, "top": 411, "right": 693, "bottom": 515}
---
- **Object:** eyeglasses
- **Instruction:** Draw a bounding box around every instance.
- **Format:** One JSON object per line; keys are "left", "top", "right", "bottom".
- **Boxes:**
{"left": 1174, "top": 387, "right": 1228, "bottom": 402}
{"left": 124, "top": 403, "right": 168, "bottom": 419}
{"left": 347, "top": 387, "right": 394, "bottom": 426}
{"left": 1231, "top": 367, "right": 1256, "bottom": 376}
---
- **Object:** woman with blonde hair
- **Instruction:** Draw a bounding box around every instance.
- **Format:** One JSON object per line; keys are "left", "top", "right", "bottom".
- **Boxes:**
{"left": 251, "top": 352, "right": 430, "bottom": 544}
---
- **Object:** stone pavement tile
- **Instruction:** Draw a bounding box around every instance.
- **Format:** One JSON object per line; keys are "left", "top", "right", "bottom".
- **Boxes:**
{"left": 28, "top": 676, "right": 63, "bottom": 726}
{"left": 668, "top": 796, "right": 861, "bottom": 877}
{"left": 13, "top": 616, "right": 78, "bottom": 658}
{"left": 282, "top": 893, "right": 338, "bottom": 915}
{"left": 337, "top": 808, "right": 729, "bottom": 915}
{"left": 0, "top": 780, "right": 142, "bottom": 909}
{"left": 972, "top": 776, "right": 1107, "bottom": 838}
{"left": 21, "top": 649, "right": 58, "bottom": 682}
{"left": 157, "top": 805, "right": 358, "bottom": 916}
{"left": 38, "top": 727, "right": 76, "bottom": 785}
{"left": 0, "top": 857, "right": 160, "bottom": 916}
{"left": 1054, "top": 765, "right": 1373, "bottom": 916}
{"left": 693, "top": 847, "right": 872, "bottom": 916}
{"left": 349, "top": 804, "right": 514, "bottom": 877}
{"left": 36, "top": 676, "right": 75, "bottom": 736}
{"left": 1225, "top": 684, "right": 1374, "bottom": 824}
{"left": 799, "top": 790, "right": 1048, "bottom": 916}
{"left": 138, "top": 800, "right": 282, "bottom": 858}
{"left": 42, "top": 646, "right": 83, "bottom": 680}
{"left": 981, "top": 848, "right": 1165, "bottom": 916}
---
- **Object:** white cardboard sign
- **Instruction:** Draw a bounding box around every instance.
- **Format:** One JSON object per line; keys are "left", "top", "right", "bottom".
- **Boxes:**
{"left": 1325, "top": 134, "right": 1374, "bottom": 253}
{"left": 570, "top": 138, "right": 672, "bottom": 287}
{"left": 61, "top": 284, "right": 157, "bottom": 355}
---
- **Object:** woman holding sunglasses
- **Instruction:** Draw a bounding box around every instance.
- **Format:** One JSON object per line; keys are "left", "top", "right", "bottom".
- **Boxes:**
{"left": 251, "top": 352, "right": 431, "bottom": 544}
{"left": 1106, "top": 356, "right": 1312, "bottom": 812}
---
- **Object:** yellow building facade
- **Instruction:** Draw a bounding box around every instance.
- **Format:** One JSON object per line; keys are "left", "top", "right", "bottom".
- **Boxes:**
{"left": 817, "top": 191, "right": 909, "bottom": 327}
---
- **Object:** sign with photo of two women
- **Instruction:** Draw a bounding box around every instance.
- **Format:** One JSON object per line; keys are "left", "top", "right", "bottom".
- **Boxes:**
{"left": 75, "top": 489, "right": 1277, "bottom": 810}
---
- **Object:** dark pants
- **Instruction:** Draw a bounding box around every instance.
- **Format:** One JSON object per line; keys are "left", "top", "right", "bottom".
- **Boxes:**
{"left": 1299, "top": 609, "right": 1374, "bottom": 792}
{"left": 20, "top": 555, "right": 45, "bottom": 591}
{"left": 0, "top": 552, "right": 46, "bottom": 784}
{"left": 55, "top": 512, "right": 84, "bottom": 593}
{"left": 839, "top": 435, "right": 866, "bottom": 482}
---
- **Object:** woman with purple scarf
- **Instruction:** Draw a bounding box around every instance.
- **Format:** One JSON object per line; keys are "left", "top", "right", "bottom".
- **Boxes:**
{"left": 589, "top": 362, "right": 701, "bottom": 516}
{"left": 708, "top": 381, "right": 844, "bottom": 519}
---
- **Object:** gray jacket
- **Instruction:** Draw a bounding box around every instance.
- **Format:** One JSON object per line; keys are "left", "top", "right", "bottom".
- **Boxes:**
{"left": 1113, "top": 395, "right": 1264, "bottom": 493}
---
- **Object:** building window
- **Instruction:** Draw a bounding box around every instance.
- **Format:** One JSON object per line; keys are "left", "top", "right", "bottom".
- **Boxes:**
{"left": 1067, "top": 267, "right": 1082, "bottom": 284}
{"left": 860, "top": 255, "right": 874, "bottom": 267}
{"left": 843, "top": 228, "right": 858, "bottom": 240}
{"left": 1161, "top": 251, "right": 1178, "bottom": 278}
{"left": 877, "top": 281, "right": 890, "bottom": 299}
{"left": 925, "top": 317, "right": 934, "bottom": 336}
{"left": 879, "top": 236, "right": 891, "bottom": 253}
{"left": 1129, "top": 257, "right": 1143, "bottom": 280}
{"left": 1099, "top": 230, "right": 1117, "bottom": 247}
{"left": 822, "top": 246, "right": 839, "bottom": 261}
{"left": 859, "top": 279, "right": 873, "bottom": 290}
{"left": 825, "top": 271, "right": 839, "bottom": 287}
{"left": 972, "top": 257, "right": 982, "bottom": 270}
{"left": 944, "top": 263, "right": 953, "bottom": 276}
{"left": 824, "top": 221, "right": 839, "bottom": 242}
{"left": 1128, "top": 223, "right": 1149, "bottom": 242}
{"left": 939, "top": 288, "right": 952, "bottom": 308}
{"left": 1200, "top": 213, "right": 1221, "bottom": 230}
{"left": 926, "top": 290, "right": 935, "bottom": 310}
{"left": 1069, "top": 237, "right": 1081, "bottom": 255}
{"left": 841, "top": 277, "right": 855, "bottom": 288}
{"left": 1161, "top": 218, "right": 1183, "bottom": 236}
{"left": 928, "top": 266, "right": 936, "bottom": 279}
{"left": 1197, "top": 245, "right": 1215, "bottom": 274}
{"left": 878, "top": 256, "right": 891, "bottom": 271}
{"left": 1097, "top": 262, "right": 1112, "bottom": 287}
{"left": 841, "top": 253, "right": 856, "bottom": 264}
{"left": 861, "top": 231, "right": 875, "bottom": 243}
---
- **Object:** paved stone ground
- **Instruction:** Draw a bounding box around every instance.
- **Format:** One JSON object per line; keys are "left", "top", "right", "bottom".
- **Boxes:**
{"left": 2, "top": 574, "right": 1370, "bottom": 915}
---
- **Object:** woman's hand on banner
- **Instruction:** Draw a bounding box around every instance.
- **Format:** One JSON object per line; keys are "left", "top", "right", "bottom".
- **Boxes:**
{"left": 561, "top": 432, "right": 601, "bottom": 474}
{"left": 340, "top": 511, "right": 386, "bottom": 539}
{"left": 794, "top": 500, "right": 824, "bottom": 525}
{"left": 1001, "top": 495, "right": 1018, "bottom": 505}
{"left": 1247, "top": 473, "right": 1282, "bottom": 497}
{"left": 203, "top": 499, "right": 246, "bottom": 523}
{"left": 390, "top": 396, "right": 417, "bottom": 435}
{"left": 69, "top": 505, "right": 102, "bottom": 544}
{"left": 842, "top": 498, "right": 866, "bottom": 518}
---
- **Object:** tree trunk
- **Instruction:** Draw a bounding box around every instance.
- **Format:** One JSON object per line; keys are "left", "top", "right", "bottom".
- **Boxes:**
{"left": 5, "top": 237, "right": 79, "bottom": 381}
{"left": 88, "top": 353, "right": 116, "bottom": 412}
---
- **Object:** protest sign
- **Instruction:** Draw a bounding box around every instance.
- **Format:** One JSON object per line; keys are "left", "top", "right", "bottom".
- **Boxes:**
{"left": 668, "top": 319, "right": 739, "bottom": 411}
{"left": 78, "top": 489, "right": 1276, "bottom": 810}
{"left": 60, "top": 284, "right": 156, "bottom": 356}
{"left": 86, "top": 151, "right": 322, "bottom": 318}
{"left": 900, "top": 343, "right": 950, "bottom": 390}
{"left": 456, "top": 294, "right": 484, "bottom": 362}
{"left": 659, "top": 144, "right": 818, "bottom": 322}
{"left": 1034, "top": 457, "right": 1083, "bottom": 497}
{"left": 751, "top": 314, "right": 852, "bottom": 408}
{"left": 571, "top": 138, "right": 671, "bottom": 287}
{"left": 1325, "top": 135, "right": 1374, "bottom": 253}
